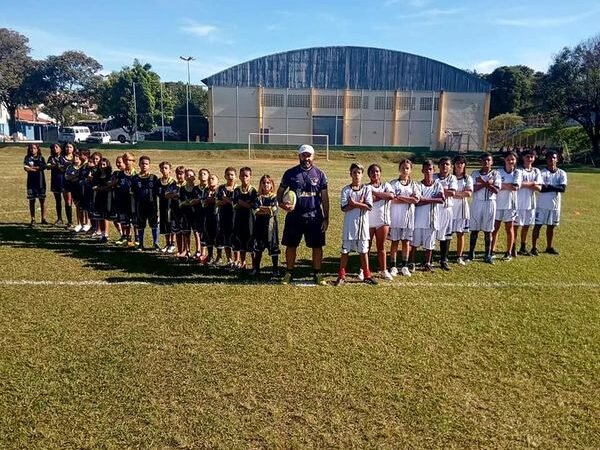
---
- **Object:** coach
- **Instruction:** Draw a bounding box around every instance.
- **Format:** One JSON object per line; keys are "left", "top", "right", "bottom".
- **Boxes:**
{"left": 277, "top": 144, "right": 329, "bottom": 285}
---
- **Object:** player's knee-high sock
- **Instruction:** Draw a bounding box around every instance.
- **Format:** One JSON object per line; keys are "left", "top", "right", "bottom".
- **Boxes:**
{"left": 39, "top": 198, "right": 46, "bottom": 220}
{"left": 207, "top": 246, "right": 214, "bottom": 259}
{"left": 253, "top": 250, "right": 262, "bottom": 270}
{"left": 151, "top": 228, "right": 159, "bottom": 247}
{"left": 469, "top": 232, "right": 478, "bottom": 257}
{"left": 440, "top": 240, "right": 449, "bottom": 263}
{"left": 65, "top": 204, "right": 73, "bottom": 225}
{"left": 272, "top": 255, "right": 279, "bottom": 271}
{"left": 29, "top": 199, "right": 36, "bottom": 219}
{"left": 54, "top": 193, "right": 63, "bottom": 221}
{"left": 484, "top": 233, "right": 491, "bottom": 258}
{"left": 138, "top": 228, "right": 145, "bottom": 248}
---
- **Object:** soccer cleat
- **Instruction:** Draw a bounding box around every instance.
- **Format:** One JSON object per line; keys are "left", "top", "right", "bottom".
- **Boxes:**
{"left": 41, "top": 219, "right": 49, "bottom": 225}
{"left": 248, "top": 269, "right": 259, "bottom": 277}
{"left": 518, "top": 249, "right": 531, "bottom": 256}
{"left": 161, "top": 246, "right": 169, "bottom": 253}
{"left": 334, "top": 277, "right": 345, "bottom": 286}
{"left": 546, "top": 247, "right": 559, "bottom": 255}
{"left": 380, "top": 270, "right": 393, "bottom": 280}
{"left": 465, "top": 252, "right": 475, "bottom": 263}
{"left": 82, "top": 224, "right": 92, "bottom": 232}
{"left": 456, "top": 257, "right": 466, "bottom": 266}
{"left": 136, "top": 246, "right": 144, "bottom": 252}
{"left": 314, "top": 273, "right": 327, "bottom": 286}
{"left": 73, "top": 224, "right": 83, "bottom": 232}
{"left": 441, "top": 261, "right": 451, "bottom": 271}
{"left": 364, "top": 277, "right": 378, "bottom": 285}
{"left": 272, "top": 268, "right": 282, "bottom": 278}
{"left": 153, "top": 244, "right": 162, "bottom": 252}
{"left": 511, "top": 247, "right": 517, "bottom": 258}
{"left": 357, "top": 269, "right": 365, "bottom": 281}
{"left": 281, "top": 272, "right": 293, "bottom": 285}
{"left": 423, "top": 263, "right": 434, "bottom": 272}
{"left": 54, "top": 219, "right": 64, "bottom": 226}
{"left": 401, "top": 266, "right": 412, "bottom": 277}
{"left": 99, "top": 236, "right": 108, "bottom": 243}
{"left": 485, "top": 255, "right": 494, "bottom": 264}
{"left": 167, "top": 245, "right": 177, "bottom": 254}
{"left": 503, "top": 252, "right": 512, "bottom": 261}
{"left": 409, "top": 263, "right": 416, "bottom": 273}
{"left": 531, "top": 248, "right": 539, "bottom": 256}
{"left": 389, "top": 267, "right": 399, "bottom": 277}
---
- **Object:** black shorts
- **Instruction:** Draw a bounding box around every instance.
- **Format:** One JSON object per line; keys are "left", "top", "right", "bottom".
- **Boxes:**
{"left": 159, "top": 200, "right": 171, "bottom": 235}
{"left": 282, "top": 212, "right": 325, "bottom": 248}
{"left": 136, "top": 202, "right": 158, "bottom": 229}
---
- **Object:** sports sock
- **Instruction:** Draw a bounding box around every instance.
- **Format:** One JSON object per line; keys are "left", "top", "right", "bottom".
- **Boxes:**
{"left": 272, "top": 255, "right": 279, "bottom": 270}
{"left": 484, "top": 233, "right": 491, "bottom": 258}
{"left": 55, "top": 194, "right": 63, "bottom": 221}
{"left": 338, "top": 268, "right": 346, "bottom": 278}
{"left": 138, "top": 228, "right": 145, "bottom": 248}
{"left": 29, "top": 199, "right": 36, "bottom": 218}
{"left": 469, "top": 232, "right": 478, "bottom": 256}
{"left": 401, "top": 259, "right": 408, "bottom": 267}
{"left": 65, "top": 204, "right": 73, "bottom": 224}
{"left": 440, "top": 240, "right": 449, "bottom": 262}
{"left": 207, "top": 246, "right": 214, "bottom": 259}
{"left": 151, "top": 228, "right": 159, "bottom": 246}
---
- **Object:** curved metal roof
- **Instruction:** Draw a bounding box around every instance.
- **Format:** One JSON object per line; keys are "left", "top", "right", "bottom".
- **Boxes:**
{"left": 202, "top": 46, "right": 490, "bottom": 93}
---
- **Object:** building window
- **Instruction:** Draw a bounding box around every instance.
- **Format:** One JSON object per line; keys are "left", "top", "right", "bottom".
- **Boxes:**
{"left": 262, "top": 93, "right": 284, "bottom": 107}
{"left": 315, "top": 95, "right": 343, "bottom": 109}
{"left": 419, "top": 97, "right": 440, "bottom": 111}
{"left": 398, "top": 96, "right": 416, "bottom": 110}
{"left": 374, "top": 96, "right": 393, "bottom": 110}
{"left": 287, "top": 94, "right": 310, "bottom": 108}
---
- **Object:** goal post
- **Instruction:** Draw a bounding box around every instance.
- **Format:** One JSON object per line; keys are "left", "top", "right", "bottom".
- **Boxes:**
{"left": 248, "top": 133, "right": 329, "bottom": 160}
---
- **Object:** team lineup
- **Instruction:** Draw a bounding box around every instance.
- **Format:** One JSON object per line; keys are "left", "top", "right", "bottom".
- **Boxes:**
{"left": 23, "top": 143, "right": 567, "bottom": 285}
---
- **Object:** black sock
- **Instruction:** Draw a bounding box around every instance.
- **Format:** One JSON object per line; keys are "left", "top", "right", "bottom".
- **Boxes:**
{"left": 484, "top": 234, "right": 491, "bottom": 257}
{"left": 272, "top": 255, "right": 279, "bottom": 270}
{"left": 469, "top": 232, "right": 478, "bottom": 256}
{"left": 519, "top": 242, "right": 526, "bottom": 252}
{"left": 207, "top": 246, "right": 214, "bottom": 259}
{"left": 54, "top": 194, "right": 62, "bottom": 221}
{"left": 65, "top": 204, "right": 73, "bottom": 224}
{"left": 29, "top": 199, "right": 36, "bottom": 218}
{"left": 254, "top": 251, "right": 262, "bottom": 270}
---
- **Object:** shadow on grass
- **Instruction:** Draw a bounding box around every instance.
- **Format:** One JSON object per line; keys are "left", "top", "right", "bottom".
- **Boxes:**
{"left": 0, "top": 222, "right": 347, "bottom": 285}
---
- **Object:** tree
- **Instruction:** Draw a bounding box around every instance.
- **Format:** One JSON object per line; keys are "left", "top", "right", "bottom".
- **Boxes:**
{"left": 484, "top": 65, "right": 540, "bottom": 117}
{"left": 164, "top": 82, "right": 208, "bottom": 140}
{"left": 0, "top": 28, "right": 44, "bottom": 135}
{"left": 96, "top": 60, "right": 174, "bottom": 133}
{"left": 541, "top": 35, "right": 600, "bottom": 162}
{"left": 487, "top": 113, "right": 525, "bottom": 148}
{"left": 41, "top": 51, "right": 102, "bottom": 125}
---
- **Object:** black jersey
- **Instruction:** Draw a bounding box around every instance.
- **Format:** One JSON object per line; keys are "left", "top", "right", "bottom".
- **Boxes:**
{"left": 47, "top": 155, "right": 66, "bottom": 193}
{"left": 24, "top": 155, "right": 47, "bottom": 199}
{"left": 253, "top": 193, "right": 280, "bottom": 255}
{"left": 232, "top": 185, "right": 257, "bottom": 252}
{"left": 132, "top": 173, "right": 159, "bottom": 207}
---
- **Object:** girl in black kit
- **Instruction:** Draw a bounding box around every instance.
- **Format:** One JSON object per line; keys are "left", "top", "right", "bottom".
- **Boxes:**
{"left": 47, "top": 143, "right": 66, "bottom": 225}
{"left": 23, "top": 143, "right": 47, "bottom": 225}
{"left": 251, "top": 174, "right": 281, "bottom": 277}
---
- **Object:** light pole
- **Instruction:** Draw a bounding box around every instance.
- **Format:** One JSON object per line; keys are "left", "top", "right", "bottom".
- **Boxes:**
{"left": 179, "top": 56, "right": 195, "bottom": 143}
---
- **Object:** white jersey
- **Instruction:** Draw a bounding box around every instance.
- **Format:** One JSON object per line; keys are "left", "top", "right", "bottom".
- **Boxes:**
{"left": 367, "top": 181, "right": 393, "bottom": 227}
{"left": 434, "top": 173, "right": 458, "bottom": 209}
{"left": 414, "top": 180, "right": 443, "bottom": 230}
{"left": 471, "top": 169, "right": 502, "bottom": 202}
{"left": 517, "top": 166, "right": 542, "bottom": 210}
{"left": 538, "top": 168, "right": 567, "bottom": 211}
{"left": 340, "top": 184, "right": 372, "bottom": 240}
{"left": 389, "top": 178, "right": 421, "bottom": 229}
{"left": 453, "top": 175, "right": 473, "bottom": 221}
{"left": 496, "top": 167, "right": 522, "bottom": 210}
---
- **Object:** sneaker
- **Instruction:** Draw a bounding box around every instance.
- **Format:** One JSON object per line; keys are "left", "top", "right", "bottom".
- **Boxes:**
{"left": 153, "top": 244, "right": 162, "bottom": 252}
{"left": 282, "top": 272, "right": 293, "bottom": 285}
{"left": 401, "top": 266, "right": 411, "bottom": 277}
{"left": 423, "top": 263, "right": 434, "bottom": 272}
{"left": 205, "top": 257, "right": 215, "bottom": 266}
{"left": 314, "top": 273, "right": 327, "bottom": 286}
{"left": 127, "top": 241, "right": 136, "bottom": 248}
{"left": 389, "top": 267, "right": 399, "bottom": 277}
{"left": 167, "top": 245, "right": 177, "bottom": 254}
{"left": 364, "top": 277, "right": 378, "bottom": 285}
{"left": 409, "top": 263, "right": 416, "bottom": 273}
{"left": 518, "top": 249, "right": 530, "bottom": 256}
{"left": 161, "top": 246, "right": 169, "bottom": 253}
{"left": 511, "top": 247, "right": 517, "bottom": 258}
{"left": 465, "top": 252, "right": 475, "bottom": 263}
{"left": 73, "top": 224, "right": 83, "bottom": 232}
{"left": 136, "top": 246, "right": 144, "bottom": 252}
{"left": 457, "top": 257, "right": 466, "bottom": 266}
{"left": 531, "top": 248, "right": 539, "bottom": 256}
{"left": 546, "top": 247, "right": 559, "bottom": 255}
{"left": 357, "top": 269, "right": 364, "bottom": 281}
{"left": 54, "top": 219, "right": 64, "bottom": 226}
{"left": 380, "top": 270, "right": 393, "bottom": 280}
{"left": 248, "top": 269, "right": 259, "bottom": 277}
{"left": 41, "top": 219, "right": 49, "bottom": 225}
{"left": 334, "top": 277, "right": 345, "bottom": 286}
{"left": 503, "top": 252, "right": 512, "bottom": 261}
{"left": 99, "top": 236, "right": 108, "bottom": 243}
{"left": 485, "top": 255, "right": 494, "bottom": 264}
{"left": 272, "top": 268, "right": 282, "bottom": 278}
{"left": 92, "top": 231, "right": 102, "bottom": 239}
{"left": 441, "top": 261, "right": 451, "bottom": 271}
{"left": 82, "top": 224, "right": 92, "bottom": 232}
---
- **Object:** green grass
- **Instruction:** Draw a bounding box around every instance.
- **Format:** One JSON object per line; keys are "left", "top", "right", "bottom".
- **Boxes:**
{"left": 0, "top": 147, "right": 599, "bottom": 448}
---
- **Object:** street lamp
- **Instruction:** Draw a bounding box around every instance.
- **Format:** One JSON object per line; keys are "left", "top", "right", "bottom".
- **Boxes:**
{"left": 179, "top": 56, "right": 195, "bottom": 143}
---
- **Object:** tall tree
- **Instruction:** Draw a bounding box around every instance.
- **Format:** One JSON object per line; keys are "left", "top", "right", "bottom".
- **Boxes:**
{"left": 485, "top": 65, "right": 540, "bottom": 117}
{"left": 0, "top": 28, "right": 44, "bottom": 135}
{"left": 542, "top": 35, "right": 600, "bottom": 162}
{"left": 96, "top": 60, "right": 174, "bottom": 133}
{"left": 164, "top": 81, "right": 208, "bottom": 139}
{"left": 41, "top": 51, "right": 102, "bottom": 125}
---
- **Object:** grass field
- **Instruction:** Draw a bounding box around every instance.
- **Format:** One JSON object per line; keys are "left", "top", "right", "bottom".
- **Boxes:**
{"left": 0, "top": 146, "right": 599, "bottom": 448}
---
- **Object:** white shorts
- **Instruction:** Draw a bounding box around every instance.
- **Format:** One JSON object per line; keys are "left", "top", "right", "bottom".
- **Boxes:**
{"left": 369, "top": 209, "right": 390, "bottom": 229}
{"left": 495, "top": 208, "right": 517, "bottom": 223}
{"left": 411, "top": 228, "right": 436, "bottom": 250}
{"left": 516, "top": 209, "right": 535, "bottom": 227}
{"left": 341, "top": 239, "right": 370, "bottom": 254}
{"left": 535, "top": 208, "right": 560, "bottom": 226}
{"left": 388, "top": 227, "right": 413, "bottom": 242}
{"left": 470, "top": 201, "right": 496, "bottom": 233}
{"left": 452, "top": 218, "right": 470, "bottom": 234}
{"left": 437, "top": 207, "right": 453, "bottom": 241}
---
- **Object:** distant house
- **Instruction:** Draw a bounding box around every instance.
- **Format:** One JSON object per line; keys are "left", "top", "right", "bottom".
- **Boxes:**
{"left": 13, "top": 107, "right": 57, "bottom": 141}
{"left": 0, "top": 104, "right": 9, "bottom": 137}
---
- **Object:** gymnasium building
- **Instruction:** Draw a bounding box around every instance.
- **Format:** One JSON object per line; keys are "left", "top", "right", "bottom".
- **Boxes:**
{"left": 201, "top": 46, "right": 491, "bottom": 151}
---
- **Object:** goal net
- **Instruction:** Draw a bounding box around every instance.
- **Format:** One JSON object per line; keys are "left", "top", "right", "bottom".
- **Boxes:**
{"left": 248, "top": 133, "right": 329, "bottom": 160}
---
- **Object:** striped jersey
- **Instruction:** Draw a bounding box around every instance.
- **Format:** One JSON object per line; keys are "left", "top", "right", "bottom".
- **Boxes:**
{"left": 517, "top": 167, "right": 542, "bottom": 210}
{"left": 340, "top": 184, "right": 372, "bottom": 240}
{"left": 496, "top": 167, "right": 522, "bottom": 210}
{"left": 471, "top": 169, "right": 501, "bottom": 202}
{"left": 538, "top": 168, "right": 567, "bottom": 211}
{"left": 367, "top": 181, "right": 393, "bottom": 226}
{"left": 453, "top": 175, "right": 473, "bottom": 221}
{"left": 389, "top": 178, "right": 420, "bottom": 229}
{"left": 414, "top": 180, "right": 443, "bottom": 229}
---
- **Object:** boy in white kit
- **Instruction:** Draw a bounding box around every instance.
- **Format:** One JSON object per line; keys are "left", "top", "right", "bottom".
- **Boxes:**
{"left": 515, "top": 149, "right": 542, "bottom": 256}
{"left": 334, "top": 163, "right": 377, "bottom": 285}
{"left": 451, "top": 155, "right": 473, "bottom": 265}
{"left": 434, "top": 157, "right": 458, "bottom": 270}
{"left": 411, "top": 160, "right": 444, "bottom": 272}
{"left": 531, "top": 151, "right": 567, "bottom": 255}
{"left": 467, "top": 152, "right": 501, "bottom": 264}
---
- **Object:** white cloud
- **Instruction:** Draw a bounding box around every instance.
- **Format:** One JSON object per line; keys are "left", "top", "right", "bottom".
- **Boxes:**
{"left": 473, "top": 59, "right": 501, "bottom": 73}
{"left": 384, "top": 0, "right": 431, "bottom": 7}
{"left": 397, "top": 8, "right": 464, "bottom": 19}
{"left": 179, "top": 20, "right": 233, "bottom": 44}
{"left": 493, "top": 9, "right": 600, "bottom": 28}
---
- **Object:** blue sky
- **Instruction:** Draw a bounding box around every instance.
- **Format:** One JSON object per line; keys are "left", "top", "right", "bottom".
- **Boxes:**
{"left": 2, "top": 0, "right": 600, "bottom": 83}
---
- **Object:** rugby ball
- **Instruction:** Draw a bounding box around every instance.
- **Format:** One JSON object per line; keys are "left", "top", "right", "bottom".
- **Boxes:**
{"left": 282, "top": 189, "right": 297, "bottom": 211}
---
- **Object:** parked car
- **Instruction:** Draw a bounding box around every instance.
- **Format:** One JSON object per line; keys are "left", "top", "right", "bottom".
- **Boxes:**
{"left": 143, "top": 130, "right": 182, "bottom": 141}
{"left": 59, "top": 126, "right": 91, "bottom": 143}
{"left": 86, "top": 131, "right": 111, "bottom": 144}
{"left": 107, "top": 127, "right": 144, "bottom": 143}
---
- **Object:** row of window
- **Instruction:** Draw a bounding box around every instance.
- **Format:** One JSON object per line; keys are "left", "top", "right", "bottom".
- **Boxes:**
{"left": 261, "top": 93, "right": 439, "bottom": 111}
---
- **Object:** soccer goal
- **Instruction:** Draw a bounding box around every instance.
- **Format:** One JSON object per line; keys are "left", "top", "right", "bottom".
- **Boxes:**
{"left": 248, "top": 133, "right": 330, "bottom": 160}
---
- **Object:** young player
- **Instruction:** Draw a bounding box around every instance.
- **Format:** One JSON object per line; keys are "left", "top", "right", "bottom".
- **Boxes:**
{"left": 434, "top": 157, "right": 458, "bottom": 270}
{"left": 168, "top": 166, "right": 187, "bottom": 259}
{"left": 515, "top": 149, "right": 542, "bottom": 255}
{"left": 77, "top": 149, "right": 93, "bottom": 232}
{"left": 451, "top": 155, "right": 473, "bottom": 265}
{"left": 411, "top": 160, "right": 444, "bottom": 272}
{"left": 389, "top": 159, "right": 420, "bottom": 276}
{"left": 179, "top": 169, "right": 202, "bottom": 259}
{"left": 367, "top": 164, "right": 395, "bottom": 280}
{"left": 232, "top": 167, "right": 258, "bottom": 270}
{"left": 23, "top": 143, "right": 48, "bottom": 225}
{"left": 467, "top": 152, "right": 501, "bottom": 264}
{"left": 47, "top": 143, "right": 66, "bottom": 225}
{"left": 61, "top": 142, "right": 75, "bottom": 227}
{"left": 90, "top": 157, "right": 113, "bottom": 243}
{"left": 334, "top": 163, "right": 376, "bottom": 285}
{"left": 251, "top": 174, "right": 281, "bottom": 277}
{"left": 132, "top": 156, "right": 160, "bottom": 251}
{"left": 64, "top": 152, "right": 83, "bottom": 231}
{"left": 216, "top": 167, "right": 237, "bottom": 267}
{"left": 491, "top": 151, "right": 522, "bottom": 260}
{"left": 531, "top": 151, "right": 567, "bottom": 255}
{"left": 202, "top": 173, "right": 221, "bottom": 264}
{"left": 157, "top": 161, "right": 177, "bottom": 253}
{"left": 87, "top": 151, "right": 103, "bottom": 237}
{"left": 194, "top": 168, "right": 211, "bottom": 262}
{"left": 113, "top": 152, "right": 137, "bottom": 246}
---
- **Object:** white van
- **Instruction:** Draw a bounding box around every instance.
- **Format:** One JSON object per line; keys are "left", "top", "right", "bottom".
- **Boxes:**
{"left": 59, "top": 126, "right": 91, "bottom": 143}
